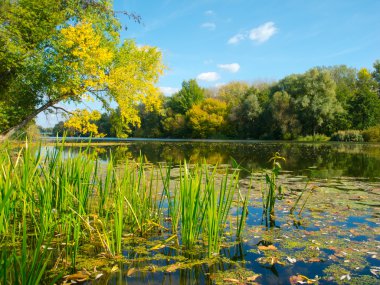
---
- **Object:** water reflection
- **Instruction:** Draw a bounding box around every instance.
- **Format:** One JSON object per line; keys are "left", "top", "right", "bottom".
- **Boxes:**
{"left": 53, "top": 140, "right": 380, "bottom": 179}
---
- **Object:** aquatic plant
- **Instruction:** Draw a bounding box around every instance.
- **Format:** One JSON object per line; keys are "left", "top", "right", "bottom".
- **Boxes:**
{"left": 262, "top": 152, "right": 285, "bottom": 227}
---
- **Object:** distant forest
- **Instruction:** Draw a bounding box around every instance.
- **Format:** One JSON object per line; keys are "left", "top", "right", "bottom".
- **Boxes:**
{"left": 47, "top": 61, "right": 380, "bottom": 142}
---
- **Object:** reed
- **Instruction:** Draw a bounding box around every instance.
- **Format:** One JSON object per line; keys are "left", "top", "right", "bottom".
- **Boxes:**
{"left": 262, "top": 152, "right": 285, "bottom": 227}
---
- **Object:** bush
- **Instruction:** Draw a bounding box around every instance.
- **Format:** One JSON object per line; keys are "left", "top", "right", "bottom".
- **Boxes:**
{"left": 330, "top": 130, "right": 364, "bottom": 142}
{"left": 362, "top": 125, "right": 380, "bottom": 142}
{"left": 296, "top": 134, "right": 330, "bottom": 142}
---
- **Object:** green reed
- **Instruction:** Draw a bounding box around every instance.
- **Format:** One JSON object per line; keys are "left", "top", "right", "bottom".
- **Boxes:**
{"left": 0, "top": 140, "right": 252, "bottom": 282}
{"left": 262, "top": 152, "right": 285, "bottom": 227}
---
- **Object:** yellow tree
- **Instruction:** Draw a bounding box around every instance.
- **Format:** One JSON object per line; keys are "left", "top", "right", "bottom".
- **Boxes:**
{"left": 187, "top": 98, "right": 228, "bottom": 138}
{"left": 0, "top": 0, "right": 164, "bottom": 138}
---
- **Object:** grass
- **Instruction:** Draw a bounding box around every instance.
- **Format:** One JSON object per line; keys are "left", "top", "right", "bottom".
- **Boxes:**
{"left": 0, "top": 140, "right": 249, "bottom": 283}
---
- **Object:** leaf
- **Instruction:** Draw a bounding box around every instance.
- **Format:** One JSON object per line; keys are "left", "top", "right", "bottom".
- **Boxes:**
{"left": 287, "top": 256, "right": 297, "bottom": 263}
{"left": 63, "top": 272, "right": 89, "bottom": 281}
{"left": 289, "top": 275, "right": 304, "bottom": 285}
{"left": 246, "top": 274, "right": 260, "bottom": 282}
{"left": 111, "top": 265, "right": 119, "bottom": 273}
{"left": 258, "top": 244, "right": 277, "bottom": 251}
{"left": 95, "top": 273, "right": 103, "bottom": 280}
{"left": 127, "top": 267, "right": 136, "bottom": 277}
{"left": 223, "top": 278, "right": 240, "bottom": 283}
{"left": 165, "top": 263, "right": 181, "bottom": 273}
{"left": 308, "top": 258, "right": 322, "bottom": 263}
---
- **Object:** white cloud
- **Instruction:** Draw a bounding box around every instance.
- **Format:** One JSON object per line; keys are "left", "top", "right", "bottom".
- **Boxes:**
{"left": 249, "top": 22, "right": 277, "bottom": 43}
{"left": 228, "top": 33, "right": 246, "bottom": 44}
{"left": 201, "top": 22, "right": 216, "bottom": 31}
{"left": 205, "top": 10, "right": 215, "bottom": 16}
{"left": 218, "top": 63, "right": 240, "bottom": 73}
{"left": 228, "top": 22, "right": 277, "bottom": 45}
{"left": 196, "top": 72, "right": 220, "bottom": 82}
{"left": 160, "top": 86, "right": 179, "bottom": 96}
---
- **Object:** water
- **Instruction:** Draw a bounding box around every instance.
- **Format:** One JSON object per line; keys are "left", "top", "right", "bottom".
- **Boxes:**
{"left": 50, "top": 138, "right": 380, "bottom": 180}
{"left": 46, "top": 139, "right": 380, "bottom": 284}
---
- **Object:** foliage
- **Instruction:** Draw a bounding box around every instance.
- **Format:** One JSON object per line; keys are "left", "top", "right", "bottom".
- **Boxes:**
{"left": 0, "top": 0, "right": 164, "bottom": 138}
{"left": 64, "top": 109, "right": 104, "bottom": 137}
{"left": 349, "top": 68, "right": 380, "bottom": 130}
{"left": 330, "top": 130, "right": 364, "bottom": 142}
{"left": 362, "top": 125, "right": 380, "bottom": 142}
{"left": 168, "top": 79, "right": 205, "bottom": 114}
{"left": 186, "top": 98, "right": 228, "bottom": 138}
{"left": 296, "top": 134, "right": 330, "bottom": 142}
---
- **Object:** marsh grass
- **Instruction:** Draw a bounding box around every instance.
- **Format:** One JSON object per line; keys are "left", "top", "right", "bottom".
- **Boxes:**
{"left": 0, "top": 140, "right": 248, "bottom": 282}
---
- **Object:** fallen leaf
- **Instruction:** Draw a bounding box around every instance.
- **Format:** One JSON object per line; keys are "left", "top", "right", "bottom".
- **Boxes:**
{"left": 223, "top": 278, "right": 240, "bottom": 283}
{"left": 166, "top": 263, "right": 181, "bottom": 273}
{"left": 127, "top": 267, "right": 136, "bottom": 277}
{"left": 258, "top": 245, "right": 277, "bottom": 251}
{"left": 111, "top": 265, "right": 119, "bottom": 273}
{"left": 64, "top": 272, "right": 89, "bottom": 281}
{"left": 95, "top": 273, "right": 103, "bottom": 280}
{"left": 289, "top": 275, "right": 303, "bottom": 285}
{"left": 246, "top": 274, "right": 260, "bottom": 282}
{"left": 287, "top": 256, "right": 297, "bottom": 263}
{"left": 308, "top": 258, "right": 322, "bottom": 263}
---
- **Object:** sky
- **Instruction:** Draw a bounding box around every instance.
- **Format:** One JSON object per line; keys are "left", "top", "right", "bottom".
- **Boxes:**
{"left": 37, "top": 0, "right": 380, "bottom": 127}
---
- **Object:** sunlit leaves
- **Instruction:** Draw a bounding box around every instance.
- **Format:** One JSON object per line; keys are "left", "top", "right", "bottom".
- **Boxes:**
{"left": 64, "top": 109, "right": 104, "bottom": 137}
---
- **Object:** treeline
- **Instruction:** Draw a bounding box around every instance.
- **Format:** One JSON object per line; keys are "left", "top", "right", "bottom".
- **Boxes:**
{"left": 52, "top": 60, "right": 380, "bottom": 141}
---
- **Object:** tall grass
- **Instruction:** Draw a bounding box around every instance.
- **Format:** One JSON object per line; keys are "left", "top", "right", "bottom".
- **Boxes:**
{"left": 0, "top": 140, "right": 250, "bottom": 282}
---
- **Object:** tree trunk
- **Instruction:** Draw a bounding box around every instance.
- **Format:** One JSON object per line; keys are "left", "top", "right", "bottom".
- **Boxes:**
{"left": 0, "top": 100, "right": 59, "bottom": 141}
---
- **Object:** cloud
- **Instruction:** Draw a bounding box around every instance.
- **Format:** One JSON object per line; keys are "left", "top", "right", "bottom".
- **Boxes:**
{"left": 197, "top": 72, "right": 220, "bottom": 82}
{"left": 228, "top": 22, "right": 277, "bottom": 44}
{"left": 218, "top": 63, "right": 240, "bottom": 73}
{"left": 228, "top": 33, "right": 245, "bottom": 44}
{"left": 249, "top": 22, "right": 277, "bottom": 43}
{"left": 205, "top": 10, "right": 215, "bottom": 16}
{"left": 201, "top": 22, "right": 216, "bottom": 31}
{"left": 160, "top": 86, "right": 179, "bottom": 96}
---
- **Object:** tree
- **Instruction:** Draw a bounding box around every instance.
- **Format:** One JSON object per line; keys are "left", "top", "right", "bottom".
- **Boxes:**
{"left": 186, "top": 98, "right": 228, "bottom": 138}
{"left": 372, "top": 60, "right": 380, "bottom": 96}
{"left": 278, "top": 69, "right": 342, "bottom": 135}
{"left": 64, "top": 109, "right": 104, "bottom": 137}
{"left": 349, "top": 68, "right": 380, "bottom": 129}
{"left": 167, "top": 79, "right": 205, "bottom": 114}
{"left": 0, "top": 0, "right": 164, "bottom": 139}
{"left": 267, "top": 91, "right": 301, "bottom": 139}
{"left": 216, "top": 81, "right": 250, "bottom": 108}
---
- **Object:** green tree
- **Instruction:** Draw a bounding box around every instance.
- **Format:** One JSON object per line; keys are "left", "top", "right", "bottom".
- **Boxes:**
{"left": 167, "top": 79, "right": 205, "bottom": 114}
{"left": 0, "top": 0, "right": 164, "bottom": 139}
{"left": 278, "top": 69, "right": 342, "bottom": 135}
{"left": 349, "top": 68, "right": 380, "bottom": 129}
{"left": 266, "top": 91, "right": 301, "bottom": 139}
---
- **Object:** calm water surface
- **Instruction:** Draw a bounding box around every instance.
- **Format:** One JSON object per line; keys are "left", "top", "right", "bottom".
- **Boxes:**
{"left": 46, "top": 139, "right": 380, "bottom": 285}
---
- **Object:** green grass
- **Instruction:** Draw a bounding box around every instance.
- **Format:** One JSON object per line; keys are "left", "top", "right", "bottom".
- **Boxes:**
{"left": 0, "top": 140, "right": 250, "bottom": 282}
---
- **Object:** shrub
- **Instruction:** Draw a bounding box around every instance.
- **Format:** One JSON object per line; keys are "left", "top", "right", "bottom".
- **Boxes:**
{"left": 362, "top": 125, "right": 380, "bottom": 142}
{"left": 296, "top": 134, "right": 330, "bottom": 142}
{"left": 330, "top": 130, "right": 364, "bottom": 142}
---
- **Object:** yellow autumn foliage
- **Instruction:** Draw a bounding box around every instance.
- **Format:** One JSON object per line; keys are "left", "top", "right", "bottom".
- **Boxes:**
{"left": 64, "top": 109, "right": 105, "bottom": 137}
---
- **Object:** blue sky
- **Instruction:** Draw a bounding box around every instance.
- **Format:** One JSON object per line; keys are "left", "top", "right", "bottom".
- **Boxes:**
{"left": 38, "top": 0, "right": 380, "bottom": 127}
